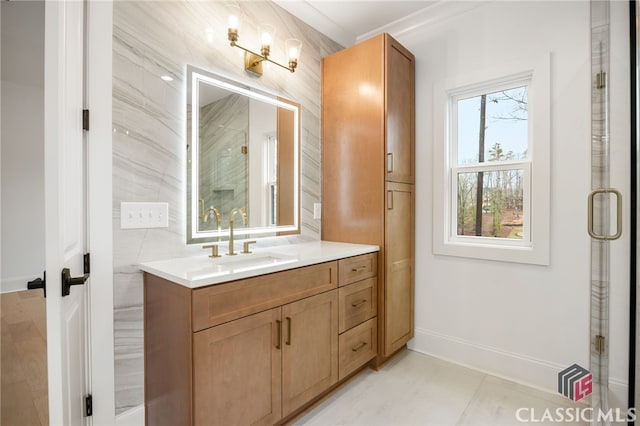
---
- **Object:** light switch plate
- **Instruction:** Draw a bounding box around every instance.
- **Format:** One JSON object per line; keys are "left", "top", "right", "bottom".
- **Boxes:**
{"left": 121, "top": 202, "right": 169, "bottom": 229}
{"left": 313, "top": 203, "right": 322, "bottom": 219}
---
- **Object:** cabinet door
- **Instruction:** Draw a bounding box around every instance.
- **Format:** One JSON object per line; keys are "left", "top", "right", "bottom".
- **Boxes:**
{"left": 385, "top": 35, "right": 415, "bottom": 184}
{"left": 384, "top": 182, "right": 415, "bottom": 355}
{"left": 282, "top": 290, "right": 338, "bottom": 417}
{"left": 321, "top": 34, "right": 385, "bottom": 246}
{"left": 193, "top": 308, "right": 282, "bottom": 426}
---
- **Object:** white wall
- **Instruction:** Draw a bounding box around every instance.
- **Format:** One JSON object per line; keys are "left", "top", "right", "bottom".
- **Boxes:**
{"left": 383, "top": 0, "right": 630, "bottom": 404}
{"left": 1, "top": 1, "right": 45, "bottom": 293}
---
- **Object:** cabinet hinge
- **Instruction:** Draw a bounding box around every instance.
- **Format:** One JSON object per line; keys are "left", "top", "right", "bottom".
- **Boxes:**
{"left": 596, "top": 72, "right": 606, "bottom": 89}
{"left": 85, "top": 394, "right": 93, "bottom": 417}
{"left": 84, "top": 253, "right": 90, "bottom": 275}
{"left": 82, "top": 109, "right": 90, "bottom": 131}
{"left": 594, "top": 335, "right": 605, "bottom": 353}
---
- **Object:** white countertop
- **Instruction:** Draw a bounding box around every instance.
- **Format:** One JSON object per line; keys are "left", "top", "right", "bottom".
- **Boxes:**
{"left": 139, "top": 240, "right": 379, "bottom": 288}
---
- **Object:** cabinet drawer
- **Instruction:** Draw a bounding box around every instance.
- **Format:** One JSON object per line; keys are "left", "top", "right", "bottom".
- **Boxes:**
{"left": 192, "top": 261, "right": 338, "bottom": 331}
{"left": 338, "top": 277, "right": 377, "bottom": 333}
{"left": 338, "top": 253, "right": 377, "bottom": 287}
{"left": 338, "top": 318, "right": 377, "bottom": 380}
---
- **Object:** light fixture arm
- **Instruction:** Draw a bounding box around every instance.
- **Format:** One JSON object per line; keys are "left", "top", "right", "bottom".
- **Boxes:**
{"left": 229, "top": 39, "right": 296, "bottom": 74}
{"left": 226, "top": 21, "right": 299, "bottom": 76}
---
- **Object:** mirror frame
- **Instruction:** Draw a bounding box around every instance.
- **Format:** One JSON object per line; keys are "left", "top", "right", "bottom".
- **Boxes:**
{"left": 187, "top": 66, "right": 300, "bottom": 243}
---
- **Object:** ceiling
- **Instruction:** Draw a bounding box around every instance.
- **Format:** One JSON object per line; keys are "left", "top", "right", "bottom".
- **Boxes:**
{"left": 273, "top": 0, "right": 436, "bottom": 46}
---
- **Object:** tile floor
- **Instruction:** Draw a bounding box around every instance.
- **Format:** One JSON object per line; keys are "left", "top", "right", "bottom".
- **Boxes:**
{"left": 295, "top": 350, "right": 592, "bottom": 426}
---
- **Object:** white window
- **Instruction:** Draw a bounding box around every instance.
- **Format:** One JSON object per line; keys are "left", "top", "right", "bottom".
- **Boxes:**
{"left": 433, "top": 56, "right": 550, "bottom": 265}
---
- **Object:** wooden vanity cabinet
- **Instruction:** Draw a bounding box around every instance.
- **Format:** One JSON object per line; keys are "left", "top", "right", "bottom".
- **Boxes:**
{"left": 192, "top": 291, "right": 338, "bottom": 425}
{"left": 144, "top": 258, "right": 363, "bottom": 426}
{"left": 322, "top": 33, "right": 415, "bottom": 360}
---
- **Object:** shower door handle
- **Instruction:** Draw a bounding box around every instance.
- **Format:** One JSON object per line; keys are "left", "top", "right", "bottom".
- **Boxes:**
{"left": 587, "top": 188, "right": 622, "bottom": 240}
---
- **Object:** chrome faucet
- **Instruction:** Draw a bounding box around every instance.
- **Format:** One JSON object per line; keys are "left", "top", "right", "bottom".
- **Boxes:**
{"left": 227, "top": 208, "right": 247, "bottom": 256}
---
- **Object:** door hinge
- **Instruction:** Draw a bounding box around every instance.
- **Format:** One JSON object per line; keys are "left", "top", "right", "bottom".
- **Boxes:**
{"left": 596, "top": 72, "right": 606, "bottom": 89}
{"left": 82, "top": 109, "right": 90, "bottom": 131}
{"left": 84, "top": 253, "right": 90, "bottom": 274}
{"left": 594, "top": 335, "right": 605, "bottom": 353}
{"left": 85, "top": 394, "right": 93, "bottom": 417}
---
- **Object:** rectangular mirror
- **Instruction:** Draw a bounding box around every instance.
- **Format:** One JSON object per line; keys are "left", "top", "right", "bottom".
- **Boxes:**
{"left": 187, "top": 65, "right": 299, "bottom": 243}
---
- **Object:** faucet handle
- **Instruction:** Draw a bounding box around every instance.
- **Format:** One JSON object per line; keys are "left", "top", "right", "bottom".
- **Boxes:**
{"left": 242, "top": 240, "right": 257, "bottom": 254}
{"left": 203, "top": 244, "right": 221, "bottom": 258}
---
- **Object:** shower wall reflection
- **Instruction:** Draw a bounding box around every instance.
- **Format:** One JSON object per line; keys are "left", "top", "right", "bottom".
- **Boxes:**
{"left": 198, "top": 93, "right": 249, "bottom": 231}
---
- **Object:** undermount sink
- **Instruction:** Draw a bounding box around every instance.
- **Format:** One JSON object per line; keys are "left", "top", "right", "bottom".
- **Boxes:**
{"left": 210, "top": 253, "right": 297, "bottom": 270}
{"left": 184, "top": 251, "right": 298, "bottom": 281}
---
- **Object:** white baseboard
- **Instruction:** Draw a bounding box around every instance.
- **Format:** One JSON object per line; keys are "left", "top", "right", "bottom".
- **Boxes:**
{"left": 115, "top": 405, "right": 144, "bottom": 426}
{"left": 409, "top": 327, "right": 628, "bottom": 400}
{"left": 1, "top": 276, "right": 32, "bottom": 294}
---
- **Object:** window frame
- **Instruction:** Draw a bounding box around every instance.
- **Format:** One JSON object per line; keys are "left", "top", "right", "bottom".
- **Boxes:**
{"left": 449, "top": 79, "right": 532, "bottom": 246}
{"left": 432, "top": 55, "right": 550, "bottom": 265}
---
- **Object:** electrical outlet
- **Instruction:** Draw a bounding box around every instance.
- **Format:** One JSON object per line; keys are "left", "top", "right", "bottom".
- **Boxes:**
{"left": 313, "top": 203, "right": 322, "bottom": 219}
{"left": 120, "top": 202, "right": 169, "bottom": 229}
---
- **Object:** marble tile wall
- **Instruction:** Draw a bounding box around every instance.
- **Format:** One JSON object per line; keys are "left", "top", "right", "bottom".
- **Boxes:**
{"left": 112, "top": 1, "right": 342, "bottom": 414}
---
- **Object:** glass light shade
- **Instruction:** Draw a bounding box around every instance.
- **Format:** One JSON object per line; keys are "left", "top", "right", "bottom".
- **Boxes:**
{"left": 259, "top": 24, "right": 275, "bottom": 48}
{"left": 285, "top": 38, "right": 302, "bottom": 61}
{"left": 225, "top": 4, "right": 242, "bottom": 32}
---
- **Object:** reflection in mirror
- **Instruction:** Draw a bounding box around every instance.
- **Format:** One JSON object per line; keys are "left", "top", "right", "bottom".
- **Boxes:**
{"left": 187, "top": 65, "right": 299, "bottom": 243}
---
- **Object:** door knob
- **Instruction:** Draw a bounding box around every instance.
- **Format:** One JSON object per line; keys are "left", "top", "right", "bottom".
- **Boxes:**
{"left": 61, "top": 267, "right": 89, "bottom": 297}
{"left": 27, "top": 271, "right": 46, "bottom": 297}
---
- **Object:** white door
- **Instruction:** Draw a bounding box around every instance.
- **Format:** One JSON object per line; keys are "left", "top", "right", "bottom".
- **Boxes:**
{"left": 44, "top": 0, "right": 91, "bottom": 424}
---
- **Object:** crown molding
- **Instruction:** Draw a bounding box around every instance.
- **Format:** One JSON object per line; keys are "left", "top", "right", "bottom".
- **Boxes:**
{"left": 356, "top": 0, "right": 493, "bottom": 42}
{"left": 272, "top": 0, "right": 354, "bottom": 47}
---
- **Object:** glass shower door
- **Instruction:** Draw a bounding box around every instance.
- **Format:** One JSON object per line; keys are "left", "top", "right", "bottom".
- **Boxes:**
{"left": 588, "top": 1, "right": 624, "bottom": 424}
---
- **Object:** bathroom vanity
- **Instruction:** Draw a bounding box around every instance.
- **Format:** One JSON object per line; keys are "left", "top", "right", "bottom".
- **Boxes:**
{"left": 140, "top": 241, "right": 378, "bottom": 426}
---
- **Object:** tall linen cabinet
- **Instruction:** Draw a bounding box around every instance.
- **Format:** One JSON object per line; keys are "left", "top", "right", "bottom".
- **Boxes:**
{"left": 322, "top": 33, "right": 415, "bottom": 360}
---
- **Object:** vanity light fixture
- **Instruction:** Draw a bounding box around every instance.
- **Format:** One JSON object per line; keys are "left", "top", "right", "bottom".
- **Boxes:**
{"left": 226, "top": 4, "right": 302, "bottom": 76}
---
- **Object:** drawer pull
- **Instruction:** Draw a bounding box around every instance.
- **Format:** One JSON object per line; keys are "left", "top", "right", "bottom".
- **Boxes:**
{"left": 351, "top": 266, "right": 368, "bottom": 273}
{"left": 276, "top": 320, "right": 282, "bottom": 349}
{"left": 351, "top": 299, "right": 367, "bottom": 308}
{"left": 286, "top": 317, "right": 292, "bottom": 346}
{"left": 351, "top": 342, "right": 367, "bottom": 352}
